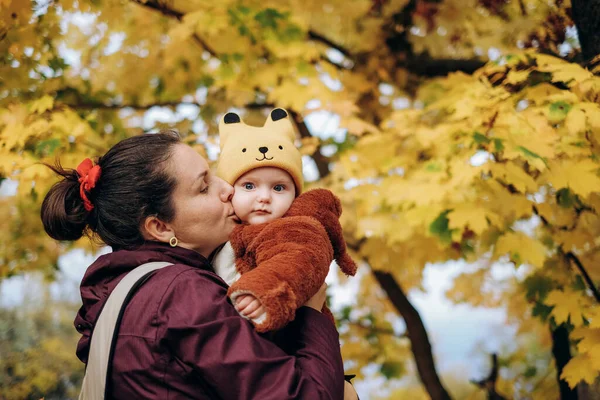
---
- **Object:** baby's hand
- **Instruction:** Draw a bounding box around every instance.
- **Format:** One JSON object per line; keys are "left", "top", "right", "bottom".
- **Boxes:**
{"left": 234, "top": 294, "right": 266, "bottom": 320}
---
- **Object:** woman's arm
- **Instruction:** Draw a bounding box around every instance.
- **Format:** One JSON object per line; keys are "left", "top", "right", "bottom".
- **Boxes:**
{"left": 158, "top": 269, "right": 344, "bottom": 400}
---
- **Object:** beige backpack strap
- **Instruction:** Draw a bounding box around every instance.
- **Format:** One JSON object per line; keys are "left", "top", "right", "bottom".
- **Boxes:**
{"left": 79, "top": 261, "right": 173, "bottom": 400}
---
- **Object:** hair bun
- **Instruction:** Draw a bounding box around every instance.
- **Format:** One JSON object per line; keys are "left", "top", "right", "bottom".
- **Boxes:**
{"left": 41, "top": 162, "right": 90, "bottom": 241}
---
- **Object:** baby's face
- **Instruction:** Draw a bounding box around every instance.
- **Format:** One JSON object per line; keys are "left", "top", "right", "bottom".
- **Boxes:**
{"left": 232, "top": 167, "right": 296, "bottom": 225}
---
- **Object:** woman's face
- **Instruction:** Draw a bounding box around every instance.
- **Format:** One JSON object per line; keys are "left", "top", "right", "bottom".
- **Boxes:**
{"left": 167, "top": 144, "right": 238, "bottom": 258}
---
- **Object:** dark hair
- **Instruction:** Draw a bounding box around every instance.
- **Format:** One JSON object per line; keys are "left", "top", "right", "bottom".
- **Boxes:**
{"left": 41, "top": 131, "right": 182, "bottom": 249}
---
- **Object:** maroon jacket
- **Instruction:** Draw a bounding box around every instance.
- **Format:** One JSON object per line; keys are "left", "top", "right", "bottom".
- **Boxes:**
{"left": 74, "top": 241, "right": 344, "bottom": 399}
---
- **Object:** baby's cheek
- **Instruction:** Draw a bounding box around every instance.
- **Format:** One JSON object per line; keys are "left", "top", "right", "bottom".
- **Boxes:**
{"left": 231, "top": 194, "right": 250, "bottom": 219}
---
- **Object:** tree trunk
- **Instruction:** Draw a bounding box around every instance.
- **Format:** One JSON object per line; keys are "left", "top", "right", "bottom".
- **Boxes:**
{"left": 552, "top": 324, "right": 579, "bottom": 400}
{"left": 289, "top": 110, "right": 330, "bottom": 179}
{"left": 373, "top": 270, "right": 452, "bottom": 400}
{"left": 571, "top": 0, "right": 600, "bottom": 61}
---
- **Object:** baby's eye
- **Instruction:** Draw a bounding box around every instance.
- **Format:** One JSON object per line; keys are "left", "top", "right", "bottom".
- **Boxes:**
{"left": 200, "top": 186, "right": 209, "bottom": 194}
{"left": 244, "top": 183, "right": 255, "bottom": 190}
{"left": 273, "top": 184, "right": 285, "bottom": 192}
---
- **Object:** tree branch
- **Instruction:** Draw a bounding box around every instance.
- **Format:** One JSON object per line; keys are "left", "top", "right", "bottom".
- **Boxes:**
{"left": 289, "top": 110, "right": 331, "bottom": 179}
{"left": 130, "top": 0, "right": 183, "bottom": 18}
{"left": 402, "top": 55, "right": 487, "bottom": 77}
{"left": 130, "top": 0, "right": 217, "bottom": 57}
{"left": 551, "top": 324, "right": 579, "bottom": 400}
{"left": 372, "top": 270, "right": 452, "bottom": 400}
{"left": 571, "top": 0, "right": 600, "bottom": 61}
{"left": 565, "top": 252, "right": 600, "bottom": 303}
{"left": 65, "top": 100, "right": 276, "bottom": 112}
{"left": 470, "top": 354, "right": 507, "bottom": 400}
{"left": 308, "top": 30, "right": 352, "bottom": 59}
{"left": 518, "top": 0, "right": 528, "bottom": 16}
{"left": 532, "top": 205, "right": 600, "bottom": 303}
{"left": 66, "top": 100, "right": 201, "bottom": 111}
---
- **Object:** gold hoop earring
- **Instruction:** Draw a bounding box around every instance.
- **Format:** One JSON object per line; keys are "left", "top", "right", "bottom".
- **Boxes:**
{"left": 169, "top": 236, "right": 178, "bottom": 247}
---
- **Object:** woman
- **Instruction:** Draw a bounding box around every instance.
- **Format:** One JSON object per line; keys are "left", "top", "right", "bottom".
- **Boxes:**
{"left": 41, "top": 131, "right": 357, "bottom": 399}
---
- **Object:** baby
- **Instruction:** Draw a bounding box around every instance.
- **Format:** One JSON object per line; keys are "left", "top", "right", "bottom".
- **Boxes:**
{"left": 213, "top": 108, "right": 357, "bottom": 332}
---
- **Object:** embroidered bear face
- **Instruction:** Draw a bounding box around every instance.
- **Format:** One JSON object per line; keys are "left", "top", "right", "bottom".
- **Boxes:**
{"left": 216, "top": 108, "right": 304, "bottom": 194}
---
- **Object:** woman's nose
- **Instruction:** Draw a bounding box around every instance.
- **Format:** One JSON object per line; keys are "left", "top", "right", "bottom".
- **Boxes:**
{"left": 218, "top": 178, "right": 234, "bottom": 202}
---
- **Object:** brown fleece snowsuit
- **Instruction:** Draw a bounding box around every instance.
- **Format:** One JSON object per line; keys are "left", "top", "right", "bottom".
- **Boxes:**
{"left": 221, "top": 188, "right": 357, "bottom": 332}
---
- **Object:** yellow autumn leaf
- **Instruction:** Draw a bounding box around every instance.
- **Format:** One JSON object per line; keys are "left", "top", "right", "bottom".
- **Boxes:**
{"left": 574, "top": 328, "right": 600, "bottom": 370}
{"left": 300, "top": 136, "right": 320, "bottom": 156}
{"left": 535, "top": 202, "right": 577, "bottom": 228}
{"left": 447, "top": 205, "right": 489, "bottom": 235}
{"left": 29, "top": 95, "right": 54, "bottom": 114}
{"left": 561, "top": 354, "right": 599, "bottom": 388}
{"left": 535, "top": 53, "right": 593, "bottom": 86}
{"left": 357, "top": 215, "right": 388, "bottom": 239}
{"left": 494, "top": 231, "right": 546, "bottom": 268}
{"left": 491, "top": 162, "right": 537, "bottom": 193}
{"left": 543, "top": 159, "right": 600, "bottom": 198}
{"left": 545, "top": 289, "right": 586, "bottom": 326}
{"left": 564, "top": 105, "right": 587, "bottom": 136}
{"left": 574, "top": 77, "right": 600, "bottom": 103}
{"left": 586, "top": 307, "right": 600, "bottom": 329}
{"left": 504, "top": 69, "right": 531, "bottom": 85}
{"left": 342, "top": 116, "right": 380, "bottom": 136}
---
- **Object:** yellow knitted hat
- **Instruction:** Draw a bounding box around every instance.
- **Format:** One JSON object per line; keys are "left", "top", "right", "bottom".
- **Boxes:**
{"left": 217, "top": 108, "right": 304, "bottom": 195}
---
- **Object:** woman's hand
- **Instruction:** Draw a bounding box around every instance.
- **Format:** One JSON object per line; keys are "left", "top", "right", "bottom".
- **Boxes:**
{"left": 344, "top": 381, "right": 358, "bottom": 400}
{"left": 235, "top": 294, "right": 266, "bottom": 320}
{"left": 304, "top": 283, "right": 327, "bottom": 312}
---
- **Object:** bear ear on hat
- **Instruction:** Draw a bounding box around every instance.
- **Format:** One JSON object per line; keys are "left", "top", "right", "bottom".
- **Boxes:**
{"left": 218, "top": 112, "right": 244, "bottom": 149}
{"left": 270, "top": 108, "right": 288, "bottom": 121}
{"left": 264, "top": 108, "right": 296, "bottom": 142}
{"left": 223, "top": 112, "right": 241, "bottom": 124}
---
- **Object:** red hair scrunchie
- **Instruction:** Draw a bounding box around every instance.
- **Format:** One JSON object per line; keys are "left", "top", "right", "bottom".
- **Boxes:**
{"left": 76, "top": 158, "right": 102, "bottom": 211}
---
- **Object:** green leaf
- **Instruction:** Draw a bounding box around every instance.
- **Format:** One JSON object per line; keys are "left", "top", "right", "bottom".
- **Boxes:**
{"left": 517, "top": 146, "right": 547, "bottom": 166}
{"left": 47, "top": 55, "right": 69, "bottom": 72}
{"left": 425, "top": 161, "right": 443, "bottom": 172}
{"left": 35, "top": 138, "right": 61, "bottom": 157}
{"left": 237, "top": 5, "right": 251, "bottom": 15}
{"left": 255, "top": 8, "right": 285, "bottom": 29}
{"left": 548, "top": 101, "right": 572, "bottom": 124}
{"left": 153, "top": 77, "right": 165, "bottom": 97}
{"left": 340, "top": 306, "right": 352, "bottom": 321}
{"left": 473, "top": 131, "right": 491, "bottom": 145}
{"left": 430, "top": 210, "right": 454, "bottom": 244}
{"left": 532, "top": 301, "right": 553, "bottom": 321}
{"left": 380, "top": 361, "right": 404, "bottom": 379}
{"left": 197, "top": 75, "right": 215, "bottom": 88}
{"left": 572, "top": 275, "right": 586, "bottom": 291}
{"left": 493, "top": 138, "right": 504, "bottom": 152}
{"left": 523, "top": 274, "right": 556, "bottom": 301}
{"left": 280, "top": 24, "right": 303, "bottom": 42}
{"left": 556, "top": 188, "right": 575, "bottom": 208}
{"left": 524, "top": 366, "right": 538, "bottom": 378}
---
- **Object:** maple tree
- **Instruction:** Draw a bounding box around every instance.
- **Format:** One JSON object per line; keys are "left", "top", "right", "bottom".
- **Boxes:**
{"left": 1, "top": 0, "right": 600, "bottom": 398}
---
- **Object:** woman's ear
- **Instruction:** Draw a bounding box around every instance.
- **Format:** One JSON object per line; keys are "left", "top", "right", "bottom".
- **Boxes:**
{"left": 143, "top": 215, "right": 175, "bottom": 243}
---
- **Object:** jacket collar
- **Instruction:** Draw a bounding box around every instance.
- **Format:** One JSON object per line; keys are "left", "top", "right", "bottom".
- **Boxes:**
{"left": 81, "top": 241, "right": 213, "bottom": 290}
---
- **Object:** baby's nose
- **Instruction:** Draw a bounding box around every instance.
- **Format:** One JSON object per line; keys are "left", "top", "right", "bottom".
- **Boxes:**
{"left": 259, "top": 146, "right": 269, "bottom": 154}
